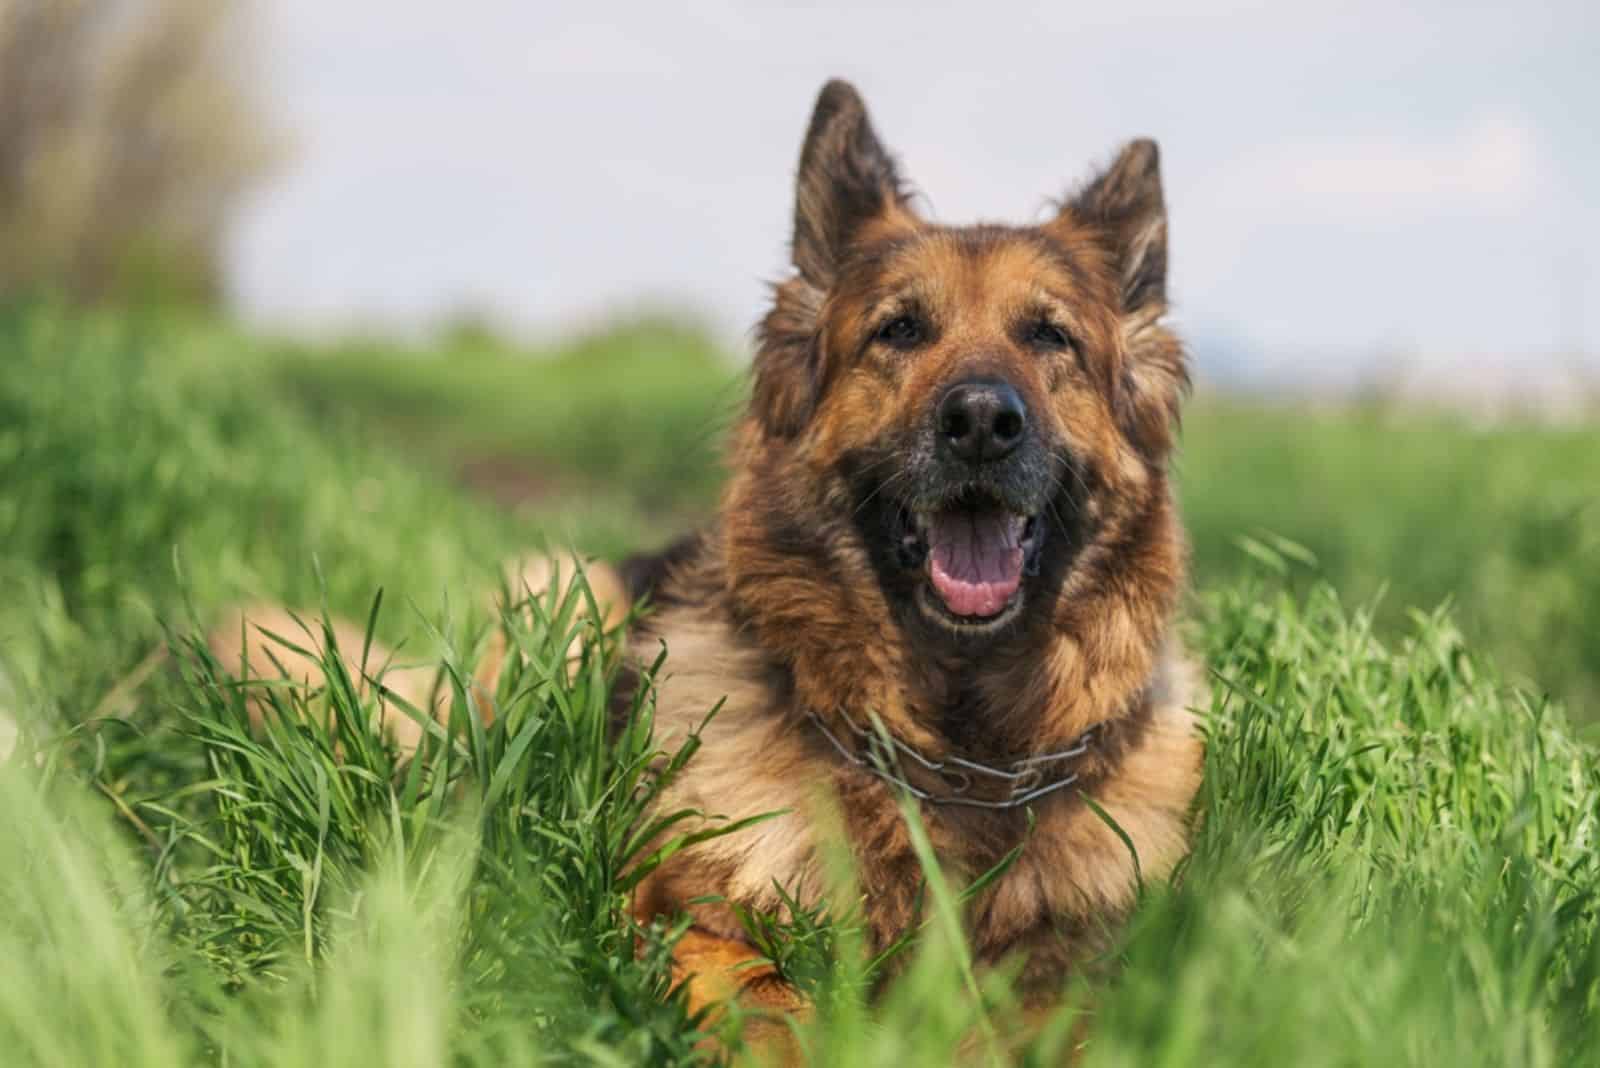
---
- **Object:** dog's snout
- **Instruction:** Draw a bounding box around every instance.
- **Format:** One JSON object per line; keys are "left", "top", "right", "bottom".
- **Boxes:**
{"left": 936, "top": 378, "right": 1027, "bottom": 463}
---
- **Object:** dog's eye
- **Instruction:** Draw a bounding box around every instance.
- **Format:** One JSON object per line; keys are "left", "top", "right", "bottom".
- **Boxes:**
{"left": 875, "top": 315, "right": 926, "bottom": 349}
{"left": 1025, "top": 319, "right": 1073, "bottom": 351}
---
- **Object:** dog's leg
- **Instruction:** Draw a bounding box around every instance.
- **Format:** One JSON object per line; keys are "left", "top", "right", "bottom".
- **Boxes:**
{"left": 207, "top": 552, "right": 631, "bottom": 758}
{"left": 494, "top": 551, "right": 631, "bottom": 632}
{"left": 473, "top": 551, "right": 630, "bottom": 716}
{"left": 669, "top": 927, "right": 809, "bottom": 1063}
{"left": 205, "top": 602, "right": 443, "bottom": 754}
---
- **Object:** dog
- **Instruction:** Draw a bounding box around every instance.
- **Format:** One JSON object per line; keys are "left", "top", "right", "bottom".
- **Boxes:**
{"left": 210, "top": 78, "right": 1202, "bottom": 1040}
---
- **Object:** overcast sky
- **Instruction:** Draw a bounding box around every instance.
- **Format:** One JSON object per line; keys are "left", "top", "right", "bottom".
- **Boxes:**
{"left": 231, "top": 1, "right": 1599, "bottom": 380}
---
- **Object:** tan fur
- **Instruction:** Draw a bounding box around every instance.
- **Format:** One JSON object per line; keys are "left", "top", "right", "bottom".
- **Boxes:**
{"left": 630, "top": 594, "right": 1201, "bottom": 989}
{"left": 622, "top": 80, "right": 1204, "bottom": 1025}
{"left": 666, "top": 928, "right": 809, "bottom": 1061}
{"left": 201, "top": 81, "right": 1206, "bottom": 1053}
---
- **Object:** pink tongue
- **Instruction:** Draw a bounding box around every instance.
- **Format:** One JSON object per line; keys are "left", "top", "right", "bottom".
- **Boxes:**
{"left": 926, "top": 510, "right": 1026, "bottom": 618}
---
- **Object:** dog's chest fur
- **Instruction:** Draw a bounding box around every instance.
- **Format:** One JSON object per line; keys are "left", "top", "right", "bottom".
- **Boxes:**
{"left": 626, "top": 591, "right": 1202, "bottom": 982}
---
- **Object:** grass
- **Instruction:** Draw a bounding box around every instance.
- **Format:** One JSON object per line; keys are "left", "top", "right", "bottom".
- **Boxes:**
{"left": 272, "top": 316, "right": 738, "bottom": 518}
{"left": 2, "top": 301, "right": 1598, "bottom": 1065}
{"left": 269, "top": 323, "right": 1600, "bottom": 723}
{"left": 1181, "top": 399, "right": 1600, "bottom": 723}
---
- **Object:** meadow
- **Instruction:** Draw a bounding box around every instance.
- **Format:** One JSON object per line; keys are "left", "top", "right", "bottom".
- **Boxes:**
{"left": 274, "top": 318, "right": 1600, "bottom": 722}
{"left": 3, "top": 301, "right": 1598, "bottom": 1065}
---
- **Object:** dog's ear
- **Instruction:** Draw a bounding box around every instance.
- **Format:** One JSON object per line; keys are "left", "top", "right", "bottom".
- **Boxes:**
{"left": 791, "top": 79, "right": 910, "bottom": 286}
{"left": 751, "top": 81, "right": 911, "bottom": 439}
{"left": 1060, "top": 140, "right": 1188, "bottom": 457}
{"left": 1067, "top": 139, "right": 1167, "bottom": 315}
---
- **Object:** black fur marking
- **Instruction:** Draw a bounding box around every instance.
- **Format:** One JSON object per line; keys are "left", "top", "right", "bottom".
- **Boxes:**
{"left": 619, "top": 531, "right": 705, "bottom": 610}
{"left": 836, "top": 443, "right": 1095, "bottom": 654}
{"left": 751, "top": 316, "right": 822, "bottom": 440}
{"left": 608, "top": 660, "right": 643, "bottom": 738}
{"left": 608, "top": 534, "right": 706, "bottom": 737}
{"left": 761, "top": 506, "right": 840, "bottom": 579}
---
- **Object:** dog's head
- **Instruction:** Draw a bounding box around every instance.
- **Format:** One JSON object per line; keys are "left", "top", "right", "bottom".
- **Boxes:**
{"left": 747, "top": 80, "right": 1187, "bottom": 649}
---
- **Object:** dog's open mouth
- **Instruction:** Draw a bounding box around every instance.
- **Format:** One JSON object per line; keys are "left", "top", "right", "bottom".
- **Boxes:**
{"left": 897, "top": 491, "right": 1043, "bottom": 626}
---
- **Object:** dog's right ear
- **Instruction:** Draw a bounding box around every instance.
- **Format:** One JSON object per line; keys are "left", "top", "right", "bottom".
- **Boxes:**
{"left": 790, "top": 79, "right": 911, "bottom": 286}
{"left": 752, "top": 81, "right": 912, "bottom": 440}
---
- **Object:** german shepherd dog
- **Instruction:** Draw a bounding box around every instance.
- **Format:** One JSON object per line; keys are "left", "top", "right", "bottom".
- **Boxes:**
{"left": 212, "top": 79, "right": 1202, "bottom": 1034}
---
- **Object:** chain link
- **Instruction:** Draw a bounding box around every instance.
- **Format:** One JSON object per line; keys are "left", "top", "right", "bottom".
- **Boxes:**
{"left": 806, "top": 708, "right": 1096, "bottom": 810}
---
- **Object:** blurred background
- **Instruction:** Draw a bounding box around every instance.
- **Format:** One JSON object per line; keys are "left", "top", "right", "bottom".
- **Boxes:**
{"left": 2, "top": 0, "right": 1597, "bottom": 720}
{"left": 242, "top": 1, "right": 1598, "bottom": 396}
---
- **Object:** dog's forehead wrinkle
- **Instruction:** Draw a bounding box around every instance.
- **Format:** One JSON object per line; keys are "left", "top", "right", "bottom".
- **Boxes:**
{"left": 849, "top": 225, "right": 1047, "bottom": 288}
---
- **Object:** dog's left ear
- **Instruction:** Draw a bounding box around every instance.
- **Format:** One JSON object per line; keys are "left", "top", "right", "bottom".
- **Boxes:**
{"left": 1058, "top": 140, "right": 1188, "bottom": 457}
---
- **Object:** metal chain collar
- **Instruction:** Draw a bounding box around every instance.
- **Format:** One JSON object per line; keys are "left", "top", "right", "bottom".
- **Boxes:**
{"left": 806, "top": 707, "right": 1097, "bottom": 810}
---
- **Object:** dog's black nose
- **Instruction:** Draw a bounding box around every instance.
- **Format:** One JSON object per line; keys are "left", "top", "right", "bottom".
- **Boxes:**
{"left": 936, "top": 378, "right": 1028, "bottom": 463}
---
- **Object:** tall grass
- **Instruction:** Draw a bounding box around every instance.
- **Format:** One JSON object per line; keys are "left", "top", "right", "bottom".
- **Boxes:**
{"left": 269, "top": 329, "right": 1600, "bottom": 722}
{"left": 271, "top": 317, "right": 740, "bottom": 517}
{"left": 2, "top": 303, "right": 1597, "bottom": 1064}
{"left": 1181, "top": 399, "right": 1600, "bottom": 723}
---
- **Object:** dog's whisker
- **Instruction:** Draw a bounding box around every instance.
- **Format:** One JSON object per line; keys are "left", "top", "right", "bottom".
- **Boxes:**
{"left": 853, "top": 468, "right": 911, "bottom": 519}
{"left": 1060, "top": 463, "right": 1093, "bottom": 504}
{"left": 1037, "top": 469, "right": 1087, "bottom": 543}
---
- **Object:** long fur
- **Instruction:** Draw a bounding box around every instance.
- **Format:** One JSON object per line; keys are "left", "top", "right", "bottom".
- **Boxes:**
{"left": 206, "top": 79, "right": 1205, "bottom": 1037}
{"left": 621, "top": 80, "right": 1203, "bottom": 1001}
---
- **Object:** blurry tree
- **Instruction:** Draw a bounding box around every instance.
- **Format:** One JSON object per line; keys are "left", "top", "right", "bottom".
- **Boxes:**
{"left": 0, "top": 0, "right": 276, "bottom": 306}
